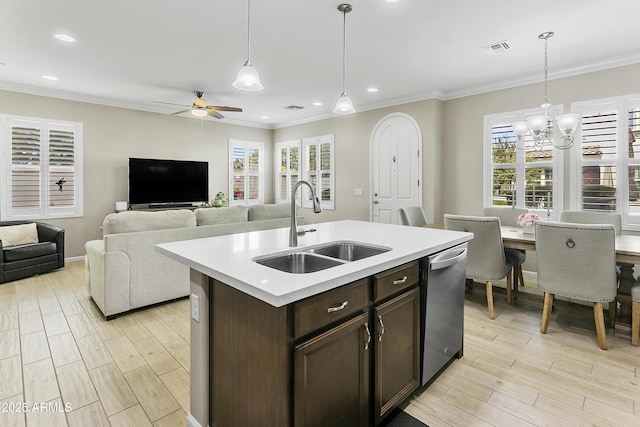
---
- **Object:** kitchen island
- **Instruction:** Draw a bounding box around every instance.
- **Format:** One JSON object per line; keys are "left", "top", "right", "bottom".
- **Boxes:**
{"left": 156, "top": 220, "right": 472, "bottom": 427}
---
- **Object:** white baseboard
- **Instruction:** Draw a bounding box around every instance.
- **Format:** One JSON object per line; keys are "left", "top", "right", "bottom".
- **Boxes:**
{"left": 186, "top": 413, "right": 203, "bottom": 427}
{"left": 66, "top": 256, "right": 85, "bottom": 263}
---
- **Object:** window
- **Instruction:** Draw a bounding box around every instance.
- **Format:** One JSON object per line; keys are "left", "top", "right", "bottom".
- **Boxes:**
{"left": 229, "top": 139, "right": 264, "bottom": 205}
{"left": 302, "top": 134, "right": 334, "bottom": 210}
{"left": 274, "top": 140, "right": 300, "bottom": 204}
{"left": 571, "top": 94, "right": 640, "bottom": 228}
{"left": 1, "top": 114, "right": 83, "bottom": 220}
{"left": 484, "top": 108, "right": 563, "bottom": 220}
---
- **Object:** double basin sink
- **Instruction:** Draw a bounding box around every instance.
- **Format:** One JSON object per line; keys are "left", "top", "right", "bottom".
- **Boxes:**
{"left": 253, "top": 241, "right": 391, "bottom": 274}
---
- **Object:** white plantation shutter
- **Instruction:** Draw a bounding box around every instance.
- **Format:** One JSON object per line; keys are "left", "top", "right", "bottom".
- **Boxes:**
{"left": 1, "top": 115, "right": 83, "bottom": 220}
{"left": 274, "top": 140, "right": 300, "bottom": 204}
{"left": 571, "top": 94, "right": 640, "bottom": 227}
{"left": 302, "top": 134, "right": 334, "bottom": 210}
{"left": 228, "top": 139, "right": 264, "bottom": 206}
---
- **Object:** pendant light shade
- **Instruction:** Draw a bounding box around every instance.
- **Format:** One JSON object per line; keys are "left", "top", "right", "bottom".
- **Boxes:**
{"left": 233, "top": 0, "right": 263, "bottom": 91}
{"left": 333, "top": 4, "right": 355, "bottom": 115}
{"left": 233, "top": 60, "right": 264, "bottom": 91}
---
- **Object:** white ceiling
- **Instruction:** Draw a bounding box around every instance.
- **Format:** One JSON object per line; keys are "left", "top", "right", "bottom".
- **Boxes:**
{"left": 2, "top": 0, "right": 640, "bottom": 128}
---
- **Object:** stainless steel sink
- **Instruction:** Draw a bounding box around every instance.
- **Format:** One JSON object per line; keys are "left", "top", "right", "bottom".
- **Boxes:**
{"left": 253, "top": 241, "right": 391, "bottom": 274}
{"left": 254, "top": 252, "right": 345, "bottom": 274}
{"left": 306, "top": 241, "right": 390, "bottom": 261}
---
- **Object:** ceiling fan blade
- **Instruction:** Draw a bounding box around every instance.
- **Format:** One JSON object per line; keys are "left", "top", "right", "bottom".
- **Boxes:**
{"left": 153, "top": 101, "right": 191, "bottom": 107}
{"left": 171, "top": 108, "right": 193, "bottom": 115}
{"left": 207, "top": 110, "right": 224, "bottom": 119}
{"left": 209, "top": 106, "right": 243, "bottom": 112}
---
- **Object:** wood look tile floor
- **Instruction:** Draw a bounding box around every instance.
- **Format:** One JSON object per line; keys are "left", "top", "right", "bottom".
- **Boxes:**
{"left": 1, "top": 263, "right": 639, "bottom": 426}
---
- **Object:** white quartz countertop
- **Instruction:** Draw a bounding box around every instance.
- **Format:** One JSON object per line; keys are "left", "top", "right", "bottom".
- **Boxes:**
{"left": 156, "top": 220, "right": 472, "bottom": 307}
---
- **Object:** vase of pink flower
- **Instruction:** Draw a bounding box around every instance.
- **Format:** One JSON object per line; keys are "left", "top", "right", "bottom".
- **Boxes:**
{"left": 517, "top": 213, "right": 540, "bottom": 234}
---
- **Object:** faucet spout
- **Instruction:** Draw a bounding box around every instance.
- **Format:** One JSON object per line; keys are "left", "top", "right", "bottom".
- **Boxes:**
{"left": 290, "top": 180, "right": 322, "bottom": 247}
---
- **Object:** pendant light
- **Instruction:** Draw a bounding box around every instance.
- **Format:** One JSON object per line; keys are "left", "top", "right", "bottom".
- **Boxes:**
{"left": 333, "top": 4, "right": 356, "bottom": 114}
{"left": 233, "top": 0, "right": 264, "bottom": 91}
{"left": 511, "top": 32, "right": 580, "bottom": 150}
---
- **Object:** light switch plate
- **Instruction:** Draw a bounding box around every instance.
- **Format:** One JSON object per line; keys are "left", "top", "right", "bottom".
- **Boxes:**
{"left": 354, "top": 188, "right": 363, "bottom": 196}
{"left": 191, "top": 294, "right": 200, "bottom": 322}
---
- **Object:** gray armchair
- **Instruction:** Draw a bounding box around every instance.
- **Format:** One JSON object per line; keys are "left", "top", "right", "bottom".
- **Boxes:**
{"left": 444, "top": 214, "right": 513, "bottom": 319}
{"left": 535, "top": 221, "right": 617, "bottom": 350}
{"left": 483, "top": 207, "right": 528, "bottom": 289}
{"left": 398, "top": 206, "right": 428, "bottom": 227}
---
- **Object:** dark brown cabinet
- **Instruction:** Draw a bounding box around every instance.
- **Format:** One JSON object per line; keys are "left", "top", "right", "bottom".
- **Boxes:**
{"left": 373, "top": 287, "right": 420, "bottom": 424}
{"left": 210, "top": 261, "right": 420, "bottom": 427}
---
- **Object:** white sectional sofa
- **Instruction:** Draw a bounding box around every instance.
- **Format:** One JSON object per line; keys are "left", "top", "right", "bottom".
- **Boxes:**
{"left": 85, "top": 204, "right": 301, "bottom": 319}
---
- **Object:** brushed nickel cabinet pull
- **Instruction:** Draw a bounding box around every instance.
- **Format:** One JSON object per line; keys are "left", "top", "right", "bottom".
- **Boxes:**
{"left": 378, "top": 315, "right": 385, "bottom": 341}
{"left": 327, "top": 301, "right": 348, "bottom": 313}
{"left": 393, "top": 275, "right": 408, "bottom": 285}
{"left": 364, "top": 322, "right": 371, "bottom": 350}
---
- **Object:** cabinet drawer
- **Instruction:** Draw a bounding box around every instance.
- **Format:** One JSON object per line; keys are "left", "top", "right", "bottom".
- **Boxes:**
{"left": 373, "top": 261, "right": 419, "bottom": 301}
{"left": 294, "top": 279, "right": 369, "bottom": 338}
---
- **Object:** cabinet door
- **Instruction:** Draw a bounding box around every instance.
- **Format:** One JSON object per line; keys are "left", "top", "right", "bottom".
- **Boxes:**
{"left": 374, "top": 287, "right": 420, "bottom": 424}
{"left": 294, "top": 312, "right": 370, "bottom": 427}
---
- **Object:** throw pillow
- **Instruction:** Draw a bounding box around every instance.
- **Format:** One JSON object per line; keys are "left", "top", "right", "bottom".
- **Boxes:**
{"left": 0, "top": 223, "right": 39, "bottom": 247}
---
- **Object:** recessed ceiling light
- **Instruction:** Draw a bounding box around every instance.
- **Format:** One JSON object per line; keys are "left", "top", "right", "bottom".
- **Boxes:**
{"left": 42, "top": 75, "right": 58, "bottom": 81}
{"left": 367, "top": 87, "right": 379, "bottom": 93}
{"left": 312, "top": 102, "right": 323, "bottom": 106}
{"left": 54, "top": 34, "right": 75, "bottom": 43}
{"left": 261, "top": 115, "right": 269, "bottom": 119}
{"left": 385, "top": 0, "right": 400, "bottom": 3}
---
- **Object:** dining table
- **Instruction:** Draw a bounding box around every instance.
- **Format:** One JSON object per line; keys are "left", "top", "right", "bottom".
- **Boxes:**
{"left": 500, "top": 225, "right": 640, "bottom": 340}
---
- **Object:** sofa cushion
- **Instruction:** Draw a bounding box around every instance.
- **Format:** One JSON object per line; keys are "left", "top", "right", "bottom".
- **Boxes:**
{"left": 195, "top": 206, "right": 248, "bottom": 226}
{"left": 248, "top": 203, "right": 292, "bottom": 221}
{"left": 4, "top": 242, "right": 57, "bottom": 262}
{"left": 102, "top": 209, "right": 196, "bottom": 235}
{"left": 0, "top": 223, "right": 39, "bottom": 247}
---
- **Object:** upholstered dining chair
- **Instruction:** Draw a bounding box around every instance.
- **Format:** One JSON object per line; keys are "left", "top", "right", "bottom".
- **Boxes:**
{"left": 399, "top": 206, "right": 428, "bottom": 227}
{"left": 559, "top": 210, "right": 622, "bottom": 235}
{"left": 535, "top": 221, "right": 617, "bottom": 350}
{"left": 632, "top": 284, "right": 639, "bottom": 346}
{"left": 444, "top": 214, "right": 513, "bottom": 319}
{"left": 483, "top": 207, "right": 528, "bottom": 290}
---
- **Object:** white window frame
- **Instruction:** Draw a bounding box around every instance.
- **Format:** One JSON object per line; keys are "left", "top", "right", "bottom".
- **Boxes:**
{"left": 570, "top": 93, "right": 640, "bottom": 229}
{"left": 483, "top": 106, "right": 564, "bottom": 220}
{"left": 0, "top": 114, "right": 83, "bottom": 220}
{"left": 228, "top": 139, "right": 264, "bottom": 206}
{"left": 301, "top": 134, "right": 335, "bottom": 210}
{"left": 274, "top": 139, "right": 301, "bottom": 205}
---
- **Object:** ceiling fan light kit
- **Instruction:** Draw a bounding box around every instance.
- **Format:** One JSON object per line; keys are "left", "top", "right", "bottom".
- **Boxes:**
{"left": 333, "top": 3, "right": 356, "bottom": 115}
{"left": 511, "top": 31, "right": 580, "bottom": 151}
{"left": 233, "top": 0, "right": 264, "bottom": 91}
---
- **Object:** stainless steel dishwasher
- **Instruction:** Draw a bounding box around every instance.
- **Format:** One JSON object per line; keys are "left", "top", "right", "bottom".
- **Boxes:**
{"left": 420, "top": 243, "right": 467, "bottom": 386}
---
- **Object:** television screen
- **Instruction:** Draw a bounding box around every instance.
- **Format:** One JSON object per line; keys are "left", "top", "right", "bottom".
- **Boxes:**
{"left": 128, "top": 158, "right": 209, "bottom": 206}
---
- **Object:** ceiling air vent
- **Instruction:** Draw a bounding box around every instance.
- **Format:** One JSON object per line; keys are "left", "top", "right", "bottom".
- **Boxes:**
{"left": 284, "top": 105, "right": 305, "bottom": 110}
{"left": 483, "top": 41, "right": 510, "bottom": 53}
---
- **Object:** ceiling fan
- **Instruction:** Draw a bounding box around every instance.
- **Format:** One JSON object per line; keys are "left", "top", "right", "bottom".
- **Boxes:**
{"left": 155, "top": 91, "right": 243, "bottom": 119}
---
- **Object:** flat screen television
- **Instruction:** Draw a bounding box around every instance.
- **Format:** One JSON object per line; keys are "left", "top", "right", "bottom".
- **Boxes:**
{"left": 128, "top": 157, "right": 209, "bottom": 207}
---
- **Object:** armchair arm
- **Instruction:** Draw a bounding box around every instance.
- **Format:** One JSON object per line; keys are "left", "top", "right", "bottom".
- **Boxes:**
{"left": 36, "top": 222, "right": 65, "bottom": 268}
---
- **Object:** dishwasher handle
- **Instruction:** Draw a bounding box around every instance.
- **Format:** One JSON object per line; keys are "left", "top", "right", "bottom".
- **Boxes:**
{"left": 430, "top": 245, "right": 467, "bottom": 271}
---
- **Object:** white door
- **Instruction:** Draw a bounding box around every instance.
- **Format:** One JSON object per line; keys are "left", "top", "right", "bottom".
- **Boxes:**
{"left": 370, "top": 113, "right": 422, "bottom": 224}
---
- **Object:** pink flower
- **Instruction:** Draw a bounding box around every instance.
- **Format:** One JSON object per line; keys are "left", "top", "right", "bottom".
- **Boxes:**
{"left": 517, "top": 213, "right": 541, "bottom": 226}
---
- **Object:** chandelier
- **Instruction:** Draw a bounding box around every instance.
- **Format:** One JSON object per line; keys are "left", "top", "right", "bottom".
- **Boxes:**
{"left": 511, "top": 32, "right": 580, "bottom": 150}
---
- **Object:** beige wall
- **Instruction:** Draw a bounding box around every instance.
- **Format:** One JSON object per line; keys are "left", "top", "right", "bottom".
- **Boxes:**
{"left": 0, "top": 90, "right": 273, "bottom": 258}
{"left": 273, "top": 98, "right": 444, "bottom": 224}
{"left": 2, "top": 63, "right": 640, "bottom": 259}
{"left": 441, "top": 62, "right": 640, "bottom": 219}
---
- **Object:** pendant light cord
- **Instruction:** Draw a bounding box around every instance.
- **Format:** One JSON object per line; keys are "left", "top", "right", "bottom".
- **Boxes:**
{"left": 246, "top": 0, "right": 252, "bottom": 63}
{"left": 341, "top": 8, "right": 347, "bottom": 95}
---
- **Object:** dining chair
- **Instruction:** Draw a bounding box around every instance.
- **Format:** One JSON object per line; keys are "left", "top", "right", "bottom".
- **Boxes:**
{"left": 559, "top": 210, "right": 622, "bottom": 235}
{"left": 632, "top": 284, "right": 639, "bottom": 346}
{"left": 483, "top": 207, "right": 528, "bottom": 289}
{"left": 399, "top": 206, "right": 428, "bottom": 227}
{"left": 444, "top": 214, "right": 513, "bottom": 319}
{"left": 535, "top": 221, "right": 617, "bottom": 350}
